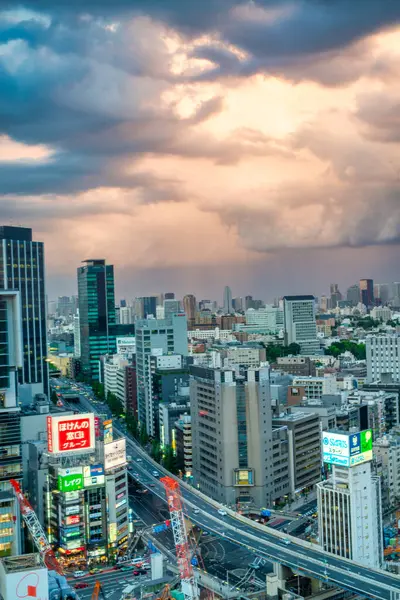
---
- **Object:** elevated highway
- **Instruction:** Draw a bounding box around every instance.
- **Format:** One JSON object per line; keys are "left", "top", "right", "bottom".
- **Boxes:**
{"left": 76, "top": 394, "right": 400, "bottom": 600}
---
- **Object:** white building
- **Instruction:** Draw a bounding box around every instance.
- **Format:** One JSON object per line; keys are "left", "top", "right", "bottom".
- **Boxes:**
{"left": 136, "top": 315, "right": 188, "bottom": 435}
{"left": 366, "top": 335, "right": 400, "bottom": 382}
{"left": 119, "top": 306, "right": 134, "bottom": 324}
{"left": 374, "top": 433, "right": 400, "bottom": 506}
{"left": 283, "top": 295, "right": 320, "bottom": 355}
{"left": 370, "top": 306, "right": 392, "bottom": 322}
{"left": 104, "top": 355, "right": 129, "bottom": 409}
{"left": 225, "top": 346, "right": 265, "bottom": 368}
{"left": 188, "top": 328, "right": 234, "bottom": 341}
{"left": 292, "top": 374, "right": 338, "bottom": 399}
{"left": 317, "top": 461, "right": 383, "bottom": 568}
{"left": 245, "top": 306, "right": 284, "bottom": 333}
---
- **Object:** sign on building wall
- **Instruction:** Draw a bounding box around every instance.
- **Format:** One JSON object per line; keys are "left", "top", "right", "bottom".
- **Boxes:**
{"left": 47, "top": 414, "right": 95, "bottom": 454}
{"left": 104, "top": 438, "right": 126, "bottom": 471}
{"left": 1, "top": 567, "right": 49, "bottom": 600}
{"left": 58, "top": 468, "right": 84, "bottom": 492}
{"left": 322, "top": 429, "right": 373, "bottom": 467}
{"left": 233, "top": 468, "right": 254, "bottom": 486}
{"left": 103, "top": 419, "right": 113, "bottom": 445}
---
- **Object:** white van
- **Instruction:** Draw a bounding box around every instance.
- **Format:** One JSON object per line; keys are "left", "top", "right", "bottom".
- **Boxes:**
{"left": 218, "top": 509, "right": 227, "bottom": 516}
{"left": 73, "top": 571, "right": 86, "bottom": 578}
{"left": 131, "top": 557, "right": 145, "bottom": 565}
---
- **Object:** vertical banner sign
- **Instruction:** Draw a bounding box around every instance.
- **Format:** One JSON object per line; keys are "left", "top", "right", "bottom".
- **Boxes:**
{"left": 47, "top": 416, "right": 53, "bottom": 452}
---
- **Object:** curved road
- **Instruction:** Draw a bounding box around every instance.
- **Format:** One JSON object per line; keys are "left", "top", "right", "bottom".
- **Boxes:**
{"left": 74, "top": 387, "right": 400, "bottom": 600}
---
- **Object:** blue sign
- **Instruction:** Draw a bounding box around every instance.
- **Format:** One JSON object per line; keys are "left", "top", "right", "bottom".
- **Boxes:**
{"left": 349, "top": 433, "right": 361, "bottom": 456}
{"left": 90, "top": 464, "right": 104, "bottom": 476}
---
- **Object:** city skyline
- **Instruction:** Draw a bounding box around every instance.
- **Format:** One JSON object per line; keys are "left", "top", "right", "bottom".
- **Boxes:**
{"left": 0, "top": 2, "right": 399, "bottom": 299}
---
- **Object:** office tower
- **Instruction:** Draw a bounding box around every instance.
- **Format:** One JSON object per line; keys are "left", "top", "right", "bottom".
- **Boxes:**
{"left": 141, "top": 296, "right": 157, "bottom": 318}
{"left": 272, "top": 412, "right": 321, "bottom": 498}
{"left": 136, "top": 315, "right": 188, "bottom": 435}
{"left": 346, "top": 284, "right": 360, "bottom": 306}
{"left": 0, "top": 226, "right": 48, "bottom": 400}
{"left": 73, "top": 310, "right": 81, "bottom": 358}
{"left": 164, "top": 292, "right": 175, "bottom": 300}
{"left": 232, "top": 297, "right": 243, "bottom": 312}
{"left": 317, "top": 430, "right": 383, "bottom": 568}
{"left": 366, "top": 335, "right": 400, "bottom": 383}
{"left": 359, "top": 278, "right": 374, "bottom": 307}
{"left": 77, "top": 259, "right": 116, "bottom": 380}
{"left": 119, "top": 306, "right": 134, "bottom": 324}
{"left": 283, "top": 295, "right": 319, "bottom": 355}
{"left": 319, "top": 296, "right": 329, "bottom": 312}
{"left": 374, "top": 284, "right": 390, "bottom": 306}
{"left": 183, "top": 294, "right": 197, "bottom": 325}
{"left": 329, "top": 283, "right": 342, "bottom": 309}
{"left": 120, "top": 299, "right": 127, "bottom": 307}
{"left": 223, "top": 285, "right": 233, "bottom": 313}
{"left": 0, "top": 291, "right": 23, "bottom": 555}
{"left": 190, "top": 365, "right": 274, "bottom": 506}
{"left": 164, "top": 299, "right": 181, "bottom": 319}
{"left": 391, "top": 282, "right": 400, "bottom": 306}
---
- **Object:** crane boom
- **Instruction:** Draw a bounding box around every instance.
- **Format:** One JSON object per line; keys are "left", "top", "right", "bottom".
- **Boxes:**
{"left": 10, "top": 479, "right": 63, "bottom": 575}
{"left": 161, "top": 477, "right": 198, "bottom": 600}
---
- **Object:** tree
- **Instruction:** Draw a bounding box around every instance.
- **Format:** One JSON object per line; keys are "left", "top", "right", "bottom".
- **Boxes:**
{"left": 263, "top": 342, "right": 301, "bottom": 363}
{"left": 50, "top": 390, "right": 58, "bottom": 405}
{"left": 151, "top": 440, "right": 162, "bottom": 463}
{"left": 325, "top": 340, "right": 366, "bottom": 360}
{"left": 163, "top": 445, "right": 178, "bottom": 474}
{"left": 126, "top": 414, "right": 139, "bottom": 439}
{"left": 92, "top": 381, "right": 105, "bottom": 400}
{"left": 106, "top": 391, "right": 123, "bottom": 416}
{"left": 139, "top": 425, "right": 149, "bottom": 446}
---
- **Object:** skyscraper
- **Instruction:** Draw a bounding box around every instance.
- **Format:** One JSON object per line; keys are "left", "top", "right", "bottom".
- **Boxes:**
{"left": 0, "top": 226, "right": 48, "bottom": 400}
{"left": 346, "top": 284, "right": 360, "bottom": 307}
{"left": 183, "top": 294, "right": 196, "bottom": 325}
{"left": 360, "top": 278, "right": 374, "bottom": 307}
{"left": 0, "top": 290, "right": 23, "bottom": 554}
{"left": 77, "top": 259, "right": 116, "bottom": 380}
{"left": 164, "top": 299, "right": 181, "bottom": 319}
{"left": 223, "top": 285, "right": 233, "bottom": 313}
{"left": 283, "top": 295, "right": 319, "bottom": 355}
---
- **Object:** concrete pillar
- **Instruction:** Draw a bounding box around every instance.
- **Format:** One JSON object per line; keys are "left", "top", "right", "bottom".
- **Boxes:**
{"left": 266, "top": 572, "right": 279, "bottom": 599}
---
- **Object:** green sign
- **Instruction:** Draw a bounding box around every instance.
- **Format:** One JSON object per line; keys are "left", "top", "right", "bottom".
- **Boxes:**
{"left": 58, "top": 473, "right": 84, "bottom": 492}
{"left": 360, "top": 429, "right": 373, "bottom": 453}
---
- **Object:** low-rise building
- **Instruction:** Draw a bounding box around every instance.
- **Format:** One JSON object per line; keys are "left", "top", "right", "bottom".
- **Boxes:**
{"left": 292, "top": 374, "right": 338, "bottom": 400}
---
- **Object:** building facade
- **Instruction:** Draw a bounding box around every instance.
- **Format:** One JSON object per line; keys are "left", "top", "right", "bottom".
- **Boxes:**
{"left": 283, "top": 295, "right": 319, "bottom": 355}
{"left": 136, "top": 315, "right": 188, "bottom": 435}
{"left": 366, "top": 335, "right": 400, "bottom": 383}
{"left": 190, "top": 366, "right": 275, "bottom": 506}
{"left": 0, "top": 226, "right": 48, "bottom": 400}
{"left": 360, "top": 278, "right": 374, "bottom": 307}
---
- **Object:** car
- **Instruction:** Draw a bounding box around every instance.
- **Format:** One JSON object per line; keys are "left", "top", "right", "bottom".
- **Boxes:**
{"left": 136, "top": 456, "right": 142, "bottom": 463}
{"left": 152, "top": 471, "right": 159, "bottom": 477}
{"left": 202, "top": 531, "right": 209, "bottom": 536}
{"left": 218, "top": 509, "right": 227, "bottom": 516}
{"left": 150, "top": 483, "right": 155, "bottom": 487}
{"left": 75, "top": 582, "right": 89, "bottom": 590}
{"left": 121, "top": 566, "right": 132, "bottom": 572}
{"left": 283, "top": 539, "right": 291, "bottom": 545}
{"left": 133, "top": 570, "right": 141, "bottom": 576}
{"left": 193, "top": 509, "right": 200, "bottom": 514}
{"left": 131, "top": 557, "right": 145, "bottom": 565}
{"left": 249, "top": 563, "right": 260, "bottom": 570}
{"left": 73, "top": 571, "right": 86, "bottom": 578}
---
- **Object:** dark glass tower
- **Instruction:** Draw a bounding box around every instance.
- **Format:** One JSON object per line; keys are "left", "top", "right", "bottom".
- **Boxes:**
{"left": 0, "top": 226, "right": 48, "bottom": 398}
{"left": 78, "top": 259, "right": 116, "bottom": 380}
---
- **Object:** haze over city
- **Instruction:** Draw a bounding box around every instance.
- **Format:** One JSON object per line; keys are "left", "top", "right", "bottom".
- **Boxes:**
{"left": 0, "top": 1, "right": 399, "bottom": 298}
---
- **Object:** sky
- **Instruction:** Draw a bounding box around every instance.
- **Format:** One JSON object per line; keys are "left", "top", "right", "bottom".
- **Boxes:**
{"left": 0, "top": 1, "right": 399, "bottom": 302}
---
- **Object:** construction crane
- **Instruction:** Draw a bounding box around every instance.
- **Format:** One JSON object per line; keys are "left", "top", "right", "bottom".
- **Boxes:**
{"left": 157, "top": 584, "right": 172, "bottom": 600}
{"left": 91, "top": 581, "right": 106, "bottom": 600}
{"left": 161, "top": 477, "right": 199, "bottom": 600}
{"left": 10, "top": 479, "right": 63, "bottom": 575}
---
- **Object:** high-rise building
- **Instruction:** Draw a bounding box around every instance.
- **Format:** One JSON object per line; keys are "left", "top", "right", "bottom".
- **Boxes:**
{"left": 283, "top": 295, "right": 319, "bottom": 355}
{"left": 329, "top": 283, "right": 342, "bottom": 309}
{"left": 374, "top": 283, "right": 390, "bottom": 306}
{"left": 141, "top": 296, "right": 157, "bottom": 318}
{"left": 223, "top": 286, "right": 233, "bottom": 313}
{"left": 346, "top": 284, "right": 360, "bottom": 306}
{"left": 183, "top": 294, "right": 196, "bottom": 325}
{"left": 164, "top": 292, "right": 175, "bottom": 300}
{"left": 0, "top": 226, "right": 48, "bottom": 400}
{"left": 77, "top": 259, "right": 116, "bottom": 380}
{"left": 317, "top": 430, "right": 383, "bottom": 568}
{"left": 164, "top": 299, "right": 181, "bottom": 319}
{"left": 136, "top": 315, "right": 188, "bottom": 435}
{"left": 190, "top": 365, "right": 274, "bottom": 506}
{"left": 360, "top": 278, "right": 374, "bottom": 307}
{"left": 73, "top": 310, "right": 81, "bottom": 357}
{"left": 366, "top": 335, "right": 400, "bottom": 383}
{"left": 0, "top": 290, "right": 23, "bottom": 555}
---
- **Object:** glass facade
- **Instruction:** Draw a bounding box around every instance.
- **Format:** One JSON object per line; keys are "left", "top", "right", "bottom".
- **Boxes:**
{"left": 78, "top": 260, "right": 116, "bottom": 380}
{"left": 0, "top": 227, "right": 47, "bottom": 394}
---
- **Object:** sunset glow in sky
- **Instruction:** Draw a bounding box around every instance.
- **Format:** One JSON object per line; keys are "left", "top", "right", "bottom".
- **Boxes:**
{"left": 0, "top": 1, "right": 399, "bottom": 299}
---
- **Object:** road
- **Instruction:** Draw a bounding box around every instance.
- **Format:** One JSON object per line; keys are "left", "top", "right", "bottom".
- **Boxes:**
{"left": 60, "top": 380, "right": 400, "bottom": 600}
{"left": 69, "top": 569, "right": 151, "bottom": 600}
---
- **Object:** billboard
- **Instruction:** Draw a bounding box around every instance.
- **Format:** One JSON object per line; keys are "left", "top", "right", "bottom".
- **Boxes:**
{"left": 103, "top": 419, "right": 113, "bottom": 444}
{"left": 58, "top": 467, "right": 83, "bottom": 492}
{"left": 104, "top": 438, "right": 126, "bottom": 471}
{"left": 234, "top": 469, "right": 254, "bottom": 486}
{"left": 322, "top": 430, "right": 373, "bottom": 467}
{"left": 66, "top": 515, "right": 80, "bottom": 526}
{"left": 47, "top": 413, "right": 95, "bottom": 454}
{"left": 0, "top": 566, "right": 48, "bottom": 600}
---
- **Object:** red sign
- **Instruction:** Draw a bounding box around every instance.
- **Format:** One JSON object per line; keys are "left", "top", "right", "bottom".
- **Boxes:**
{"left": 66, "top": 515, "right": 80, "bottom": 526}
{"left": 47, "top": 416, "right": 53, "bottom": 452}
{"left": 94, "top": 416, "right": 100, "bottom": 439}
{"left": 47, "top": 413, "right": 95, "bottom": 454}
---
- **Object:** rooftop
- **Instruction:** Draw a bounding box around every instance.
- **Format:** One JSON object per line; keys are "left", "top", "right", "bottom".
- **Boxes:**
{"left": 1, "top": 554, "right": 42, "bottom": 574}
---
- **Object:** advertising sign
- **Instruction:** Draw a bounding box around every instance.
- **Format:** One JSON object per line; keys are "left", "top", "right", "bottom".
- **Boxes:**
{"left": 94, "top": 416, "right": 100, "bottom": 439}
{"left": 322, "top": 430, "right": 373, "bottom": 467}
{"left": 234, "top": 469, "right": 254, "bottom": 486}
{"left": 83, "top": 465, "right": 104, "bottom": 478}
{"left": 65, "top": 505, "right": 80, "bottom": 516}
{"left": 103, "top": 420, "right": 113, "bottom": 445}
{"left": 65, "top": 515, "right": 80, "bottom": 526}
{"left": 58, "top": 467, "right": 84, "bottom": 492}
{"left": 104, "top": 438, "right": 126, "bottom": 471}
{"left": 0, "top": 567, "right": 49, "bottom": 600}
{"left": 47, "top": 413, "right": 95, "bottom": 454}
{"left": 64, "top": 491, "right": 80, "bottom": 502}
